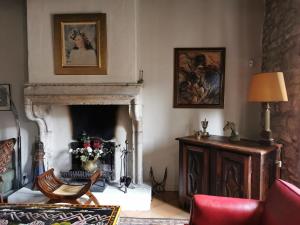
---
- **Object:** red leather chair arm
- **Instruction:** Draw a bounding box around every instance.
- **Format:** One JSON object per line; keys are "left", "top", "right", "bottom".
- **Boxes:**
{"left": 189, "top": 195, "right": 264, "bottom": 225}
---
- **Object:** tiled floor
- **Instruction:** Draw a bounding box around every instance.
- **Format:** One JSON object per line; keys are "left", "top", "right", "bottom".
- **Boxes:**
{"left": 120, "top": 191, "right": 190, "bottom": 219}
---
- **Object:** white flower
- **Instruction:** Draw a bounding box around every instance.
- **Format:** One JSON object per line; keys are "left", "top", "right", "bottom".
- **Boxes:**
{"left": 87, "top": 147, "right": 93, "bottom": 153}
{"left": 80, "top": 155, "right": 87, "bottom": 162}
{"left": 69, "top": 148, "right": 73, "bottom": 152}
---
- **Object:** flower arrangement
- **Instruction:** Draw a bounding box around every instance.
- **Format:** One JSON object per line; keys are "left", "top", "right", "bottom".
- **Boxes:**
{"left": 69, "top": 134, "right": 104, "bottom": 162}
{"left": 69, "top": 132, "right": 118, "bottom": 163}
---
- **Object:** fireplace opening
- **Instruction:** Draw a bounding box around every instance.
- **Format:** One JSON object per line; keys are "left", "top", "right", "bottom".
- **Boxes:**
{"left": 69, "top": 105, "right": 119, "bottom": 140}
{"left": 64, "top": 105, "right": 132, "bottom": 183}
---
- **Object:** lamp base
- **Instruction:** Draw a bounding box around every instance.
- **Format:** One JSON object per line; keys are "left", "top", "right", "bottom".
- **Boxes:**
{"left": 259, "top": 130, "right": 274, "bottom": 146}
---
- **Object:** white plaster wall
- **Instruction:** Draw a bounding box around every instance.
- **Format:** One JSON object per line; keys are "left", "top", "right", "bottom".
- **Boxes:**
{"left": 138, "top": 0, "right": 264, "bottom": 190}
{"left": 26, "top": 0, "right": 264, "bottom": 190}
{"left": 0, "top": 0, "right": 37, "bottom": 182}
{"left": 27, "top": 0, "right": 137, "bottom": 83}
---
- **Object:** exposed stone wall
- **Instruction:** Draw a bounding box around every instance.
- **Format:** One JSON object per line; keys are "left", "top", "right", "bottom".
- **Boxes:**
{"left": 262, "top": 0, "right": 300, "bottom": 187}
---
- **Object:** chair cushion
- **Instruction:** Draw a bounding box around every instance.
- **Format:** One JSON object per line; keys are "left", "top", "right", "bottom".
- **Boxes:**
{"left": 260, "top": 179, "right": 300, "bottom": 225}
{"left": 0, "top": 138, "right": 16, "bottom": 174}
{"left": 53, "top": 184, "right": 84, "bottom": 196}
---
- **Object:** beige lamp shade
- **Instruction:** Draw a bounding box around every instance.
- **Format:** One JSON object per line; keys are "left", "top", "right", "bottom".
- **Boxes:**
{"left": 248, "top": 72, "right": 288, "bottom": 102}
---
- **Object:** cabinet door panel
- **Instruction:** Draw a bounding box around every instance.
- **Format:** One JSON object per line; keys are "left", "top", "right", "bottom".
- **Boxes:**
{"left": 216, "top": 151, "right": 251, "bottom": 198}
{"left": 186, "top": 145, "right": 209, "bottom": 196}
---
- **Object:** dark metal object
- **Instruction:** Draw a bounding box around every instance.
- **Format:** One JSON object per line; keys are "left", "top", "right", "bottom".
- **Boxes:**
{"left": 149, "top": 167, "right": 167, "bottom": 194}
{"left": 119, "top": 140, "right": 133, "bottom": 193}
{"left": 10, "top": 101, "right": 22, "bottom": 189}
{"left": 60, "top": 171, "right": 106, "bottom": 192}
{"left": 60, "top": 170, "right": 94, "bottom": 180}
{"left": 201, "top": 118, "right": 209, "bottom": 137}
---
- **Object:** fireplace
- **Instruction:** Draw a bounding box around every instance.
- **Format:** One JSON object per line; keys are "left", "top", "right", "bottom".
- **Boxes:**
{"left": 68, "top": 104, "right": 132, "bottom": 182}
{"left": 24, "top": 83, "right": 143, "bottom": 184}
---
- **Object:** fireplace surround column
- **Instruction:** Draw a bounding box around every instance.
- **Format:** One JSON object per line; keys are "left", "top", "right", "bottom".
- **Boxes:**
{"left": 130, "top": 95, "right": 143, "bottom": 184}
{"left": 24, "top": 99, "right": 52, "bottom": 168}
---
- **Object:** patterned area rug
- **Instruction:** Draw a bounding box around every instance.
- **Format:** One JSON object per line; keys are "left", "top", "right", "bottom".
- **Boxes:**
{"left": 119, "top": 217, "right": 189, "bottom": 225}
{"left": 0, "top": 204, "right": 120, "bottom": 225}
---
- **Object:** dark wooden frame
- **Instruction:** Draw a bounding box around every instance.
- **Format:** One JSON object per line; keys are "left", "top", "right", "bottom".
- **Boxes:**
{"left": 177, "top": 135, "right": 282, "bottom": 210}
{"left": 0, "top": 84, "right": 11, "bottom": 111}
{"left": 173, "top": 48, "right": 226, "bottom": 108}
{"left": 53, "top": 13, "right": 107, "bottom": 75}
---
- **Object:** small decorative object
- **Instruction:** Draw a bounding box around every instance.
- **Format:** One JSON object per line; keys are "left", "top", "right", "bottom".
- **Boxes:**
{"left": 194, "top": 130, "right": 202, "bottom": 140}
{"left": 138, "top": 70, "right": 144, "bottom": 84}
{"left": 201, "top": 118, "right": 209, "bottom": 137}
{"left": 248, "top": 72, "right": 288, "bottom": 145}
{"left": 69, "top": 133, "right": 104, "bottom": 172}
{"left": 149, "top": 167, "right": 167, "bottom": 195}
{"left": 82, "top": 159, "right": 98, "bottom": 173}
{"left": 223, "top": 121, "right": 240, "bottom": 142}
{"left": 53, "top": 13, "right": 107, "bottom": 75}
{"left": 173, "top": 48, "right": 226, "bottom": 108}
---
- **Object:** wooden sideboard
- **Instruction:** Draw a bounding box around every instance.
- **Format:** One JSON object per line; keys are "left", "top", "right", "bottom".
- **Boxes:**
{"left": 177, "top": 135, "right": 282, "bottom": 209}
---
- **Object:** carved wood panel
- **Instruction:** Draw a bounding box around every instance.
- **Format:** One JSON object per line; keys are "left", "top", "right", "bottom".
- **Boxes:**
{"left": 177, "top": 136, "right": 281, "bottom": 209}
{"left": 217, "top": 151, "right": 251, "bottom": 198}
{"left": 186, "top": 145, "right": 209, "bottom": 196}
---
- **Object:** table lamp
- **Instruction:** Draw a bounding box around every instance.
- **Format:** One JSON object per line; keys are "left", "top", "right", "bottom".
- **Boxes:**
{"left": 248, "top": 72, "right": 288, "bottom": 145}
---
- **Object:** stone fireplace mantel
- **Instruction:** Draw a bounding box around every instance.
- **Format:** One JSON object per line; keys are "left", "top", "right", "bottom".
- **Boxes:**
{"left": 24, "top": 83, "right": 143, "bottom": 184}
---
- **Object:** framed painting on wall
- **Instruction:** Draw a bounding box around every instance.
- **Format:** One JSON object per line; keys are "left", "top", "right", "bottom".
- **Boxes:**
{"left": 0, "top": 84, "right": 11, "bottom": 111}
{"left": 173, "top": 48, "right": 226, "bottom": 108}
{"left": 53, "top": 13, "right": 107, "bottom": 75}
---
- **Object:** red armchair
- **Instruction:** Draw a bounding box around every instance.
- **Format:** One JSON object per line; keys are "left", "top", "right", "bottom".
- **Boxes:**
{"left": 188, "top": 179, "right": 300, "bottom": 225}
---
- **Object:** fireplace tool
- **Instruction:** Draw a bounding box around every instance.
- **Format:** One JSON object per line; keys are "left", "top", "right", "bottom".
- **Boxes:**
{"left": 119, "top": 140, "right": 134, "bottom": 193}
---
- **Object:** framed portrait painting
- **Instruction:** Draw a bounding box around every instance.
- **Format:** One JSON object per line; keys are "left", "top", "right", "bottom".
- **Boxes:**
{"left": 0, "top": 84, "right": 11, "bottom": 111}
{"left": 54, "top": 13, "right": 107, "bottom": 75}
{"left": 173, "top": 48, "right": 226, "bottom": 108}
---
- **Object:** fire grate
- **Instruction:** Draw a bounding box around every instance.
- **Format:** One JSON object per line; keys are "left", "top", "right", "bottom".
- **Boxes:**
{"left": 60, "top": 170, "right": 106, "bottom": 192}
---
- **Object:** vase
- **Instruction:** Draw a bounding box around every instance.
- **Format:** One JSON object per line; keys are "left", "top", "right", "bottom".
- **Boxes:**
{"left": 82, "top": 159, "right": 98, "bottom": 173}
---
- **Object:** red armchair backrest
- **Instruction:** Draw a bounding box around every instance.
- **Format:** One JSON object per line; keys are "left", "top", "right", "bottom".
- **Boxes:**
{"left": 189, "top": 195, "right": 263, "bottom": 225}
{"left": 261, "top": 179, "right": 300, "bottom": 225}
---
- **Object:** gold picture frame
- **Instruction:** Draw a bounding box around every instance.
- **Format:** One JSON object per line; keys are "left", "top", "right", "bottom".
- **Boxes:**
{"left": 54, "top": 13, "right": 107, "bottom": 75}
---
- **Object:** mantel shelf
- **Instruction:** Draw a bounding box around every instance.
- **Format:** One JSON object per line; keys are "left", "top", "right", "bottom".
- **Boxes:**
{"left": 24, "top": 83, "right": 143, "bottom": 105}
